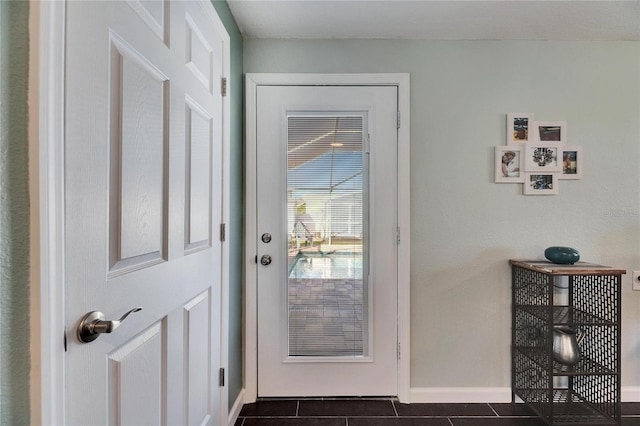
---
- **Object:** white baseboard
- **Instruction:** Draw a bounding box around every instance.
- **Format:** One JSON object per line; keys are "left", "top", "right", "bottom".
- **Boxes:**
{"left": 409, "top": 387, "right": 512, "bottom": 403}
{"left": 622, "top": 387, "right": 640, "bottom": 402}
{"left": 410, "top": 386, "right": 640, "bottom": 404}
{"left": 228, "top": 389, "right": 245, "bottom": 426}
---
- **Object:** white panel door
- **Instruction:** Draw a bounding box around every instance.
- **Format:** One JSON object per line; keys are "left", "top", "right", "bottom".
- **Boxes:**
{"left": 64, "top": 1, "right": 226, "bottom": 424}
{"left": 256, "top": 86, "right": 398, "bottom": 396}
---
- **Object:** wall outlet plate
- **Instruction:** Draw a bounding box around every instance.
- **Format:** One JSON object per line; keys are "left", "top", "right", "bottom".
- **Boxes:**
{"left": 633, "top": 271, "right": 640, "bottom": 291}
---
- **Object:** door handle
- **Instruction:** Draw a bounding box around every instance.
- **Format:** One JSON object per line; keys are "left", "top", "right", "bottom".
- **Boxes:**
{"left": 260, "top": 255, "right": 272, "bottom": 266}
{"left": 77, "top": 307, "right": 143, "bottom": 343}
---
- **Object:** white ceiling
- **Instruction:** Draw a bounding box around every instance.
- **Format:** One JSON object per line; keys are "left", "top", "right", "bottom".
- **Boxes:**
{"left": 226, "top": 0, "right": 640, "bottom": 41}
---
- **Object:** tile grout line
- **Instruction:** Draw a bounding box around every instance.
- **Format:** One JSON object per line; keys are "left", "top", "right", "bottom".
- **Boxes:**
{"left": 446, "top": 417, "right": 455, "bottom": 426}
{"left": 296, "top": 400, "right": 300, "bottom": 417}
{"left": 487, "top": 402, "right": 500, "bottom": 417}
{"left": 391, "top": 399, "right": 399, "bottom": 417}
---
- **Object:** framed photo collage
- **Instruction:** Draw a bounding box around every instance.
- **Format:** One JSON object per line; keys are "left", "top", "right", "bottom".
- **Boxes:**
{"left": 495, "top": 113, "right": 582, "bottom": 195}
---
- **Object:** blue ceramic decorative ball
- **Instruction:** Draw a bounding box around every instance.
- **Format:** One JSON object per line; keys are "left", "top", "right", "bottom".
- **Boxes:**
{"left": 544, "top": 246, "right": 580, "bottom": 264}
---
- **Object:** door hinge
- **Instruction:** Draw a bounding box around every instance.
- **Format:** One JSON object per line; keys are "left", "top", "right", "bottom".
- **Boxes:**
{"left": 220, "top": 223, "right": 226, "bottom": 242}
{"left": 64, "top": 328, "right": 67, "bottom": 352}
{"left": 396, "top": 227, "right": 401, "bottom": 245}
{"left": 365, "top": 133, "right": 370, "bottom": 154}
{"left": 219, "top": 368, "right": 225, "bottom": 386}
{"left": 221, "top": 77, "right": 227, "bottom": 97}
{"left": 397, "top": 342, "right": 401, "bottom": 360}
{"left": 397, "top": 111, "right": 401, "bottom": 129}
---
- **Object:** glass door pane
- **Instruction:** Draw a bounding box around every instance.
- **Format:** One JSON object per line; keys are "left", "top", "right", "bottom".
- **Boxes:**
{"left": 287, "top": 114, "right": 368, "bottom": 358}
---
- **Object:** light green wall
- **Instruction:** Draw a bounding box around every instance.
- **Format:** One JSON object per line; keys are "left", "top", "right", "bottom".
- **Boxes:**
{"left": 210, "top": 0, "right": 244, "bottom": 410}
{"left": 244, "top": 39, "right": 640, "bottom": 390}
{"left": 0, "top": 0, "right": 31, "bottom": 423}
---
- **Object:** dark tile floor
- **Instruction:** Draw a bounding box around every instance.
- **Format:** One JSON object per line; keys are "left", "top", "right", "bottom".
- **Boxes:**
{"left": 235, "top": 399, "right": 640, "bottom": 425}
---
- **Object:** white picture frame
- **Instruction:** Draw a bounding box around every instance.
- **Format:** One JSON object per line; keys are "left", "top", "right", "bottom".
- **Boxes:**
{"left": 524, "top": 173, "right": 559, "bottom": 195}
{"left": 531, "top": 121, "right": 567, "bottom": 144}
{"left": 495, "top": 146, "right": 524, "bottom": 183}
{"left": 560, "top": 146, "right": 583, "bottom": 180}
{"left": 507, "top": 113, "right": 534, "bottom": 144}
{"left": 524, "top": 143, "right": 562, "bottom": 172}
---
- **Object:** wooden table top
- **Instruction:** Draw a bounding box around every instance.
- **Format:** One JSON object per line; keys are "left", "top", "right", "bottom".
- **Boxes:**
{"left": 509, "top": 259, "right": 627, "bottom": 276}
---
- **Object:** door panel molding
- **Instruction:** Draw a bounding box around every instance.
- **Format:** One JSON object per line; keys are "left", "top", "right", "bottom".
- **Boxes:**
{"left": 184, "top": 290, "right": 214, "bottom": 425}
{"left": 184, "top": 95, "right": 214, "bottom": 254}
{"left": 108, "top": 31, "right": 170, "bottom": 275}
{"left": 126, "top": 0, "right": 168, "bottom": 44}
{"left": 108, "top": 321, "right": 165, "bottom": 425}
{"left": 245, "top": 73, "right": 410, "bottom": 403}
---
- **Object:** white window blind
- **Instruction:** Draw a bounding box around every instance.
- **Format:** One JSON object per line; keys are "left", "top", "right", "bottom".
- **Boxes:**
{"left": 286, "top": 114, "right": 368, "bottom": 357}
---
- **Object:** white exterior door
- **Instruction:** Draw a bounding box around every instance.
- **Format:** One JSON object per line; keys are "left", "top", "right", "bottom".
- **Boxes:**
{"left": 63, "top": 1, "right": 227, "bottom": 424}
{"left": 255, "top": 85, "right": 399, "bottom": 396}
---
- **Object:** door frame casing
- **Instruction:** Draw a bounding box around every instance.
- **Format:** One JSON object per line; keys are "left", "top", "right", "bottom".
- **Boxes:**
{"left": 31, "top": 2, "right": 231, "bottom": 424}
{"left": 244, "top": 73, "right": 410, "bottom": 403}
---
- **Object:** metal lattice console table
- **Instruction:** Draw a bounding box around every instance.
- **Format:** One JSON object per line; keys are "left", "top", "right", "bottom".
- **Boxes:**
{"left": 510, "top": 260, "right": 625, "bottom": 425}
